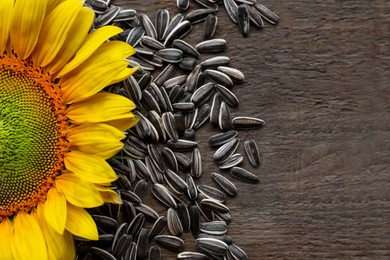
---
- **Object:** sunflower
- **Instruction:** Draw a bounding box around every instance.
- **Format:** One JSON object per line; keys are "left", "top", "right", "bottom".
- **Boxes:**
{"left": 0, "top": 0, "right": 138, "bottom": 259}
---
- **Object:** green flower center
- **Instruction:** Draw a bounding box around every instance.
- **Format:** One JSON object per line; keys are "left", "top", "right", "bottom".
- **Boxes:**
{"left": 0, "top": 52, "right": 68, "bottom": 220}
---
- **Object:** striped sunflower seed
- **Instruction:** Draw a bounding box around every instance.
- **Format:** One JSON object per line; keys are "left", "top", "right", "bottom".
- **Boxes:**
{"left": 164, "top": 20, "right": 192, "bottom": 47}
{"left": 186, "top": 173, "right": 198, "bottom": 200}
{"left": 155, "top": 9, "right": 170, "bottom": 40}
{"left": 196, "top": 237, "right": 228, "bottom": 256}
{"left": 149, "top": 246, "right": 162, "bottom": 260}
{"left": 232, "top": 116, "right": 265, "bottom": 130}
{"left": 154, "top": 235, "right": 184, "bottom": 252}
{"left": 172, "top": 39, "right": 200, "bottom": 58}
{"left": 156, "top": 48, "right": 183, "bottom": 63}
{"left": 230, "top": 166, "right": 259, "bottom": 183}
{"left": 244, "top": 138, "right": 260, "bottom": 167}
{"left": 215, "top": 84, "right": 239, "bottom": 107}
{"left": 204, "top": 14, "right": 218, "bottom": 40}
{"left": 140, "top": 13, "right": 157, "bottom": 39}
{"left": 228, "top": 243, "right": 248, "bottom": 260}
{"left": 218, "top": 101, "right": 232, "bottom": 131}
{"left": 213, "top": 138, "right": 240, "bottom": 164}
{"left": 167, "top": 208, "right": 184, "bottom": 236}
{"left": 191, "top": 148, "right": 203, "bottom": 178}
{"left": 186, "top": 8, "right": 216, "bottom": 24}
{"left": 217, "top": 66, "right": 245, "bottom": 83}
{"left": 189, "top": 205, "right": 200, "bottom": 238}
{"left": 246, "top": 3, "right": 264, "bottom": 28}
{"left": 200, "top": 198, "right": 230, "bottom": 214}
{"left": 177, "top": 0, "right": 190, "bottom": 10}
{"left": 148, "top": 216, "right": 168, "bottom": 241}
{"left": 177, "top": 251, "right": 207, "bottom": 260}
{"left": 197, "top": 185, "right": 226, "bottom": 203}
{"left": 200, "top": 220, "right": 227, "bottom": 235}
{"left": 254, "top": 2, "right": 280, "bottom": 24}
{"left": 208, "top": 130, "right": 238, "bottom": 147}
{"left": 162, "top": 111, "right": 179, "bottom": 141}
{"left": 162, "top": 147, "right": 179, "bottom": 172}
{"left": 237, "top": 4, "right": 250, "bottom": 36}
{"left": 218, "top": 153, "right": 243, "bottom": 170}
{"left": 196, "top": 39, "right": 227, "bottom": 53}
{"left": 152, "top": 183, "right": 177, "bottom": 209}
{"left": 224, "top": 0, "right": 239, "bottom": 23}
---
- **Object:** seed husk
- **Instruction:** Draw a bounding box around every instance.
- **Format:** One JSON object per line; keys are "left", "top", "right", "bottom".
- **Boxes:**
{"left": 154, "top": 235, "right": 184, "bottom": 252}
{"left": 223, "top": 0, "right": 239, "bottom": 23}
{"left": 167, "top": 139, "right": 198, "bottom": 152}
{"left": 164, "top": 20, "right": 192, "bottom": 47}
{"left": 152, "top": 183, "right": 177, "bottom": 209}
{"left": 200, "top": 220, "right": 227, "bottom": 235}
{"left": 148, "top": 216, "right": 168, "bottom": 241}
{"left": 189, "top": 205, "right": 200, "bottom": 238}
{"left": 156, "top": 48, "right": 183, "bottom": 63}
{"left": 200, "top": 198, "right": 230, "bottom": 214}
{"left": 177, "top": 251, "right": 208, "bottom": 260}
{"left": 149, "top": 246, "right": 162, "bottom": 260}
{"left": 140, "top": 13, "right": 157, "bottom": 39}
{"left": 191, "top": 148, "right": 203, "bottom": 178}
{"left": 197, "top": 185, "right": 226, "bottom": 203}
{"left": 126, "top": 26, "right": 145, "bottom": 46}
{"left": 254, "top": 2, "right": 280, "bottom": 24}
{"left": 176, "top": 203, "right": 191, "bottom": 231}
{"left": 244, "top": 138, "right": 260, "bottom": 167}
{"left": 211, "top": 172, "right": 238, "bottom": 196}
{"left": 175, "top": 152, "right": 192, "bottom": 172}
{"left": 161, "top": 147, "right": 179, "bottom": 172}
{"left": 167, "top": 208, "right": 184, "bottom": 236}
{"left": 215, "top": 84, "right": 239, "bottom": 107}
{"left": 217, "top": 66, "right": 245, "bottom": 83}
{"left": 230, "top": 166, "right": 259, "bottom": 183}
{"left": 155, "top": 9, "right": 170, "bottom": 40}
{"left": 200, "top": 56, "right": 230, "bottom": 69}
{"left": 164, "top": 168, "right": 188, "bottom": 194}
{"left": 193, "top": 103, "right": 211, "bottom": 130}
{"left": 231, "top": 116, "right": 265, "bottom": 130}
{"left": 163, "top": 13, "right": 184, "bottom": 40}
{"left": 135, "top": 203, "right": 160, "bottom": 221}
{"left": 162, "top": 111, "right": 179, "bottom": 141}
{"left": 177, "top": 0, "right": 190, "bottom": 10}
{"left": 237, "top": 4, "right": 250, "bottom": 36}
{"left": 213, "top": 138, "right": 240, "bottom": 164}
{"left": 218, "top": 101, "right": 232, "bottom": 131}
{"left": 196, "top": 39, "right": 227, "bottom": 53}
{"left": 179, "top": 56, "right": 197, "bottom": 71}
{"left": 205, "top": 69, "right": 233, "bottom": 88}
{"left": 164, "top": 75, "right": 187, "bottom": 90}
{"left": 126, "top": 213, "right": 145, "bottom": 237}
{"left": 173, "top": 102, "right": 195, "bottom": 112}
{"left": 90, "top": 247, "right": 116, "bottom": 260}
{"left": 204, "top": 14, "right": 218, "bottom": 40}
{"left": 172, "top": 39, "right": 200, "bottom": 58}
{"left": 140, "top": 35, "right": 165, "bottom": 50}
{"left": 186, "top": 8, "right": 216, "bottom": 24}
{"left": 246, "top": 3, "right": 264, "bottom": 28}
{"left": 186, "top": 173, "right": 198, "bottom": 200}
{"left": 196, "top": 237, "right": 228, "bottom": 256}
{"left": 191, "top": 82, "right": 215, "bottom": 107}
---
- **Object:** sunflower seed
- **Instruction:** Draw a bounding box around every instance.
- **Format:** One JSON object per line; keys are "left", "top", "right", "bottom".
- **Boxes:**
{"left": 230, "top": 166, "right": 259, "bottom": 183}
{"left": 228, "top": 244, "right": 248, "bottom": 260}
{"left": 167, "top": 208, "right": 184, "bottom": 236}
{"left": 156, "top": 48, "right": 183, "bottom": 63}
{"left": 147, "top": 110, "right": 167, "bottom": 142}
{"left": 204, "top": 14, "right": 218, "bottom": 40}
{"left": 149, "top": 246, "right": 161, "bottom": 260}
{"left": 163, "top": 13, "right": 184, "bottom": 40}
{"left": 213, "top": 138, "right": 240, "bottom": 164}
{"left": 148, "top": 216, "right": 168, "bottom": 241}
{"left": 185, "top": 173, "right": 198, "bottom": 200}
{"left": 162, "top": 112, "right": 179, "bottom": 141}
{"left": 196, "top": 237, "right": 228, "bottom": 256}
{"left": 113, "top": 8, "right": 137, "bottom": 22}
{"left": 185, "top": 64, "right": 202, "bottom": 93}
{"left": 182, "top": 129, "right": 195, "bottom": 141}
{"left": 154, "top": 235, "right": 184, "bottom": 252}
{"left": 216, "top": 84, "right": 239, "bottom": 107}
{"left": 178, "top": 56, "right": 197, "bottom": 71}
{"left": 133, "top": 159, "right": 151, "bottom": 180}
{"left": 254, "top": 3, "right": 280, "bottom": 24}
{"left": 174, "top": 112, "right": 186, "bottom": 137}
{"left": 145, "top": 156, "right": 164, "bottom": 184}
{"left": 244, "top": 138, "right": 260, "bottom": 167}
{"left": 126, "top": 213, "right": 145, "bottom": 237}
{"left": 232, "top": 116, "right": 265, "bottom": 130}
{"left": 141, "top": 89, "right": 161, "bottom": 114}
{"left": 164, "top": 168, "right": 188, "bottom": 194}
{"left": 162, "top": 147, "right": 179, "bottom": 172}
{"left": 177, "top": 251, "right": 208, "bottom": 260}
{"left": 224, "top": 0, "right": 239, "bottom": 23}
{"left": 137, "top": 72, "right": 152, "bottom": 90}
{"left": 126, "top": 242, "right": 137, "bottom": 260}
{"left": 208, "top": 130, "right": 238, "bottom": 147}
{"left": 161, "top": 86, "right": 174, "bottom": 113}
{"left": 193, "top": 103, "right": 211, "bottom": 130}
{"left": 155, "top": 9, "right": 170, "bottom": 40}
{"left": 200, "top": 56, "right": 230, "bottom": 69}
{"left": 177, "top": 0, "right": 190, "bottom": 10}
{"left": 198, "top": 233, "right": 233, "bottom": 245}
{"left": 173, "top": 102, "right": 195, "bottom": 112}
{"left": 169, "top": 187, "right": 193, "bottom": 207}
{"left": 123, "top": 75, "right": 142, "bottom": 102}
{"left": 189, "top": 205, "right": 200, "bottom": 238}
{"left": 138, "top": 53, "right": 164, "bottom": 67}
{"left": 237, "top": 4, "right": 250, "bottom": 36}
{"left": 218, "top": 153, "right": 243, "bottom": 170}
{"left": 136, "top": 228, "right": 149, "bottom": 259}
{"left": 133, "top": 179, "right": 149, "bottom": 199}
{"left": 147, "top": 144, "right": 166, "bottom": 173}
{"left": 90, "top": 247, "right": 116, "bottom": 260}
{"left": 246, "top": 3, "right": 264, "bottom": 28}
{"left": 217, "top": 66, "right": 245, "bottom": 83}
{"left": 117, "top": 174, "right": 132, "bottom": 190}
{"left": 140, "top": 14, "right": 157, "bottom": 39}
{"left": 172, "top": 39, "right": 200, "bottom": 58}
{"left": 92, "top": 215, "right": 117, "bottom": 233}
{"left": 169, "top": 86, "right": 185, "bottom": 105}
{"left": 200, "top": 220, "right": 227, "bottom": 235}
{"left": 154, "top": 64, "right": 177, "bottom": 87}
{"left": 200, "top": 198, "right": 230, "bottom": 214}
{"left": 120, "top": 190, "right": 142, "bottom": 205}
{"left": 152, "top": 183, "right": 177, "bottom": 209}
{"left": 96, "top": 5, "right": 120, "bottom": 26}
{"left": 196, "top": 39, "right": 227, "bottom": 53}
{"left": 218, "top": 101, "right": 232, "bottom": 131}
{"left": 186, "top": 8, "right": 216, "bottom": 24}
{"left": 164, "top": 75, "right": 187, "bottom": 90}
{"left": 134, "top": 46, "right": 155, "bottom": 56}
{"left": 209, "top": 94, "right": 222, "bottom": 126}
{"left": 112, "top": 222, "right": 129, "bottom": 252}
{"left": 190, "top": 148, "right": 202, "bottom": 178}
{"left": 126, "top": 26, "right": 145, "bottom": 46}
{"left": 167, "top": 139, "right": 198, "bottom": 152}
{"left": 211, "top": 172, "right": 238, "bottom": 196}
{"left": 113, "top": 234, "right": 132, "bottom": 259}
{"left": 135, "top": 203, "right": 160, "bottom": 221}
{"left": 197, "top": 185, "right": 226, "bottom": 203}
{"left": 190, "top": 82, "right": 214, "bottom": 107}
{"left": 164, "top": 20, "right": 192, "bottom": 47}
{"left": 185, "top": 109, "right": 197, "bottom": 130}
{"left": 140, "top": 35, "right": 165, "bottom": 50}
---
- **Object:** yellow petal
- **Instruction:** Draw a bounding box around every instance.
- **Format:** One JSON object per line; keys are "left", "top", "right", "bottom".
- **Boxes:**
{"left": 37, "top": 204, "right": 75, "bottom": 260}
{"left": 104, "top": 115, "right": 139, "bottom": 132}
{"left": 47, "top": 7, "right": 94, "bottom": 74}
{"left": 33, "top": 0, "right": 82, "bottom": 66}
{"left": 64, "top": 150, "right": 118, "bottom": 184}
{"left": 96, "top": 185, "right": 123, "bottom": 204}
{"left": 55, "top": 174, "right": 104, "bottom": 208}
{"left": 0, "top": 0, "right": 13, "bottom": 53}
{"left": 0, "top": 218, "right": 14, "bottom": 260}
{"left": 44, "top": 187, "right": 67, "bottom": 234}
{"left": 68, "top": 123, "right": 125, "bottom": 159}
{"left": 10, "top": 0, "right": 47, "bottom": 59}
{"left": 66, "top": 92, "right": 136, "bottom": 125}
{"left": 12, "top": 211, "right": 48, "bottom": 260}
{"left": 65, "top": 203, "right": 98, "bottom": 240}
{"left": 58, "top": 25, "right": 124, "bottom": 76}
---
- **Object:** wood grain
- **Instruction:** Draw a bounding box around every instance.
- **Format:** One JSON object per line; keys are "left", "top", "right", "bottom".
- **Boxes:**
{"left": 114, "top": 0, "right": 390, "bottom": 258}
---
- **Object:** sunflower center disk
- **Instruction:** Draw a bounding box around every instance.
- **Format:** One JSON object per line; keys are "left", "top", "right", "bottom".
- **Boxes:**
{"left": 0, "top": 54, "right": 67, "bottom": 220}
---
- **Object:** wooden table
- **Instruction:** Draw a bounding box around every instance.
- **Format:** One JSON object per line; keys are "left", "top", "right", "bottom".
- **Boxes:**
{"left": 115, "top": 0, "right": 390, "bottom": 258}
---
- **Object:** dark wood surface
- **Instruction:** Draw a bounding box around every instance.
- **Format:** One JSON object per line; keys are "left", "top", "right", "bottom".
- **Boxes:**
{"left": 115, "top": 0, "right": 390, "bottom": 258}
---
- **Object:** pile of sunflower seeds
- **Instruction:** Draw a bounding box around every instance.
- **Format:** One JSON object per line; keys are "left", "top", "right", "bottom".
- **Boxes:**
{"left": 76, "top": 0, "right": 279, "bottom": 259}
